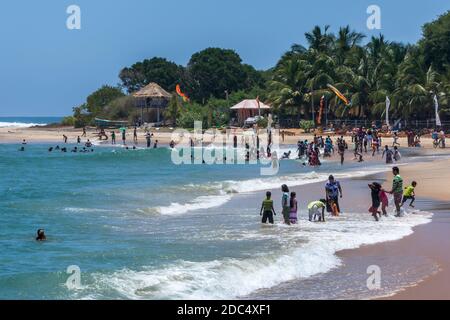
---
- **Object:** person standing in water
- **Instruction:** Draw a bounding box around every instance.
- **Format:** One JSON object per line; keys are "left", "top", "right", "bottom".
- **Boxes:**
{"left": 388, "top": 166, "right": 403, "bottom": 217}
{"left": 380, "top": 187, "right": 389, "bottom": 217}
{"left": 325, "top": 175, "right": 343, "bottom": 214}
{"left": 337, "top": 138, "right": 346, "bottom": 165}
{"left": 308, "top": 199, "right": 326, "bottom": 222}
{"left": 289, "top": 192, "right": 298, "bottom": 224}
{"left": 402, "top": 181, "right": 417, "bottom": 208}
{"left": 260, "top": 191, "right": 277, "bottom": 224}
{"left": 36, "top": 229, "right": 46, "bottom": 241}
{"left": 368, "top": 182, "right": 382, "bottom": 221}
{"left": 63, "top": 135, "right": 68, "bottom": 143}
{"left": 382, "top": 146, "right": 394, "bottom": 164}
{"left": 145, "top": 132, "right": 151, "bottom": 148}
{"left": 281, "top": 184, "right": 291, "bottom": 225}
{"left": 111, "top": 131, "right": 116, "bottom": 145}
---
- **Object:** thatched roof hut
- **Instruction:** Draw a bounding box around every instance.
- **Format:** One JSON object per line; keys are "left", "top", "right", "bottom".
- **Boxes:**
{"left": 132, "top": 83, "right": 172, "bottom": 124}
{"left": 132, "top": 82, "right": 172, "bottom": 100}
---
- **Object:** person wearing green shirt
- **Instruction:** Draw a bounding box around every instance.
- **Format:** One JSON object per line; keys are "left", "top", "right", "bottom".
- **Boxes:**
{"left": 308, "top": 199, "right": 326, "bottom": 222}
{"left": 260, "top": 191, "right": 277, "bottom": 224}
{"left": 402, "top": 181, "right": 417, "bottom": 208}
{"left": 388, "top": 167, "right": 403, "bottom": 217}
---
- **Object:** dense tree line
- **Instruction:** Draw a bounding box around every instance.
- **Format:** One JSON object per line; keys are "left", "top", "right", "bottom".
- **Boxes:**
{"left": 64, "top": 11, "right": 450, "bottom": 128}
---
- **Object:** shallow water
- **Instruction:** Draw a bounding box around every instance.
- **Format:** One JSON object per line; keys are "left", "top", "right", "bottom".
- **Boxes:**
{"left": 0, "top": 143, "right": 434, "bottom": 299}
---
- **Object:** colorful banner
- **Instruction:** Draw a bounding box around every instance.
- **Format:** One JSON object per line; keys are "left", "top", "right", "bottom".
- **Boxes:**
{"left": 176, "top": 84, "right": 190, "bottom": 102}
{"left": 385, "top": 96, "right": 390, "bottom": 126}
{"left": 317, "top": 95, "right": 325, "bottom": 125}
{"left": 326, "top": 84, "right": 349, "bottom": 105}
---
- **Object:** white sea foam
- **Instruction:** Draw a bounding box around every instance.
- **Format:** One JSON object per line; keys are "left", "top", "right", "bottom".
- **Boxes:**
{"left": 151, "top": 166, "right": 388, "bottom": 216}
{"left": 85, "top": 209, "right": 432, "bottom": 299}
{"left": 153, "top": 193, "right": 232, "bottom": 215}
{"left": 0, "top": 122, "right": 46, "bottom": 128}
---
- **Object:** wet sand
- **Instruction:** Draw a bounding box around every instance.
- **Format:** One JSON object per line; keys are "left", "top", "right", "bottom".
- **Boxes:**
{"left": 342, "top": 158, "right": 450, "bottom": 300}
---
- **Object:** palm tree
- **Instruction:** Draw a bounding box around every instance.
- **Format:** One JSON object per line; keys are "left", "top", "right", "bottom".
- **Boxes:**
{"left": 335, "top": 25, "right": 366, "bottom": 65}
{"left": 304, "top": 25, "right": 334, "bottom": 54}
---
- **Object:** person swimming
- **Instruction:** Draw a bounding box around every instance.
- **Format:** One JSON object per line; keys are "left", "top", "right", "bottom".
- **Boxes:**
{"left": 36, "top": 229, "right": 46, "bottom": 241}
{"left": 281, "top": 150, "right": 291, "bottom": 159}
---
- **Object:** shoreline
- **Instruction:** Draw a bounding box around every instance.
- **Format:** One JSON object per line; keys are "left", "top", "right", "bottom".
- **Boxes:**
{"left": 1, "top": 127, "right": 450, "bottom": 299}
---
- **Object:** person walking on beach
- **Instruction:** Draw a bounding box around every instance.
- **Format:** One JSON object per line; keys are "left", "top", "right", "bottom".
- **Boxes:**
{"left": 260, "top": 191, "right": 277, "bottom": 224}
{"left": 121, "top": 129, "right": 126, "bottom": 145}
{"left": 111, "top": 131, "right": 116, "bottom": 145}
{"left": 281, "top": 184, "right": 291, "bottom": 225}
{"left": 325, "top": 175, "right": 343, "bottom": 214}
{"left": 308, "top": 199, "right": 326, "bottom": 222}
{"left": 82, "top": 127, "right": 87, "bottom": 137}
{"left": 289, "top": 192, "right": 298, "bottom": 224}
{"left": 368, "top": 182, "right": 382, "bottom": 221}
{"left": 392, "top": 132, "right": 400, "bottom": 147}
{"left": 387, "top": 166, "right": 403, "bottom": 217}
{"left": 133, "top": 126, "right": 138, "bottom": 144}
{"left": 402, "top": 181, "right": 417, "bottom": 208}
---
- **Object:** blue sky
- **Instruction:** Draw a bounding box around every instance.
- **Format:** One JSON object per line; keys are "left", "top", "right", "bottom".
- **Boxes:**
{"left": 0, "top": 0, "right": 447, "bottom": 116}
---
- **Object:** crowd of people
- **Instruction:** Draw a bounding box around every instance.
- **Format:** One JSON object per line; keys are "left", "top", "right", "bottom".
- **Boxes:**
{"left": 260, "top": 166, "right": 418, "bottom": 225}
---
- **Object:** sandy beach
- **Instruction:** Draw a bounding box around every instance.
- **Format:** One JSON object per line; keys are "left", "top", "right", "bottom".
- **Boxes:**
{"left": 1, "top": 125, "right": 450, "bottom": 300}
{"left": 0, "top": 125, "right": 445, "bottom": 150}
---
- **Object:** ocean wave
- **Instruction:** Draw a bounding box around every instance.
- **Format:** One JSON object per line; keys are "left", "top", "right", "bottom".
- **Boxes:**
{"left": 0, "top": 122, "right": 47, "bottom": 128}
{"left": 83, "top": 209, "right": 432, "bottom": 299}
{"left": 144, "top": 166, "right": 389, "bottom": 216}
{"left": 142, "top": 194, "right": 232, "bottom": 215}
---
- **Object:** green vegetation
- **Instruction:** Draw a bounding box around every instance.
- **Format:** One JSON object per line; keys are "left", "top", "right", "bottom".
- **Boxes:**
{"left": 67, "top": 11, "right": 450, "bottom": 128}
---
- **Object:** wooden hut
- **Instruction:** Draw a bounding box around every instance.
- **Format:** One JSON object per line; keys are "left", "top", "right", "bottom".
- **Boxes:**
{"left": 132, "top": 82, "right": 172, "bottom": 123}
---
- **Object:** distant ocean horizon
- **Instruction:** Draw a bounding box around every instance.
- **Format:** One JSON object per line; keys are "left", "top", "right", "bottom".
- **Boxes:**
{"left": 0, "top": 116, "right": 63, "bottom": 128}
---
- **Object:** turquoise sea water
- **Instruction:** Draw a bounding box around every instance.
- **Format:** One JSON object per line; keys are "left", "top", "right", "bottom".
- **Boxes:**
{"left": 0, "top": 143, "right": 435, "bottom": 299}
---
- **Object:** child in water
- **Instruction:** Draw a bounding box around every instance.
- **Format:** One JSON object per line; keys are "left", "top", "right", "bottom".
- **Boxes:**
{"left": 368, "top": 182, "right": 382, "bottom": 221}
{"left": 308, "top": 199, "right": 326, "bottom": 222}
{"left": 379, "top": 187, "right": 389, "bottom": 216}
{"left": 402, "top": 181, "right": 417, "bottom": 208}
{"left": 260, "top": 191, "right": 277, "bottom": 224}
{"left": 289, "top": 192, "right": 298, "bottom": 224}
